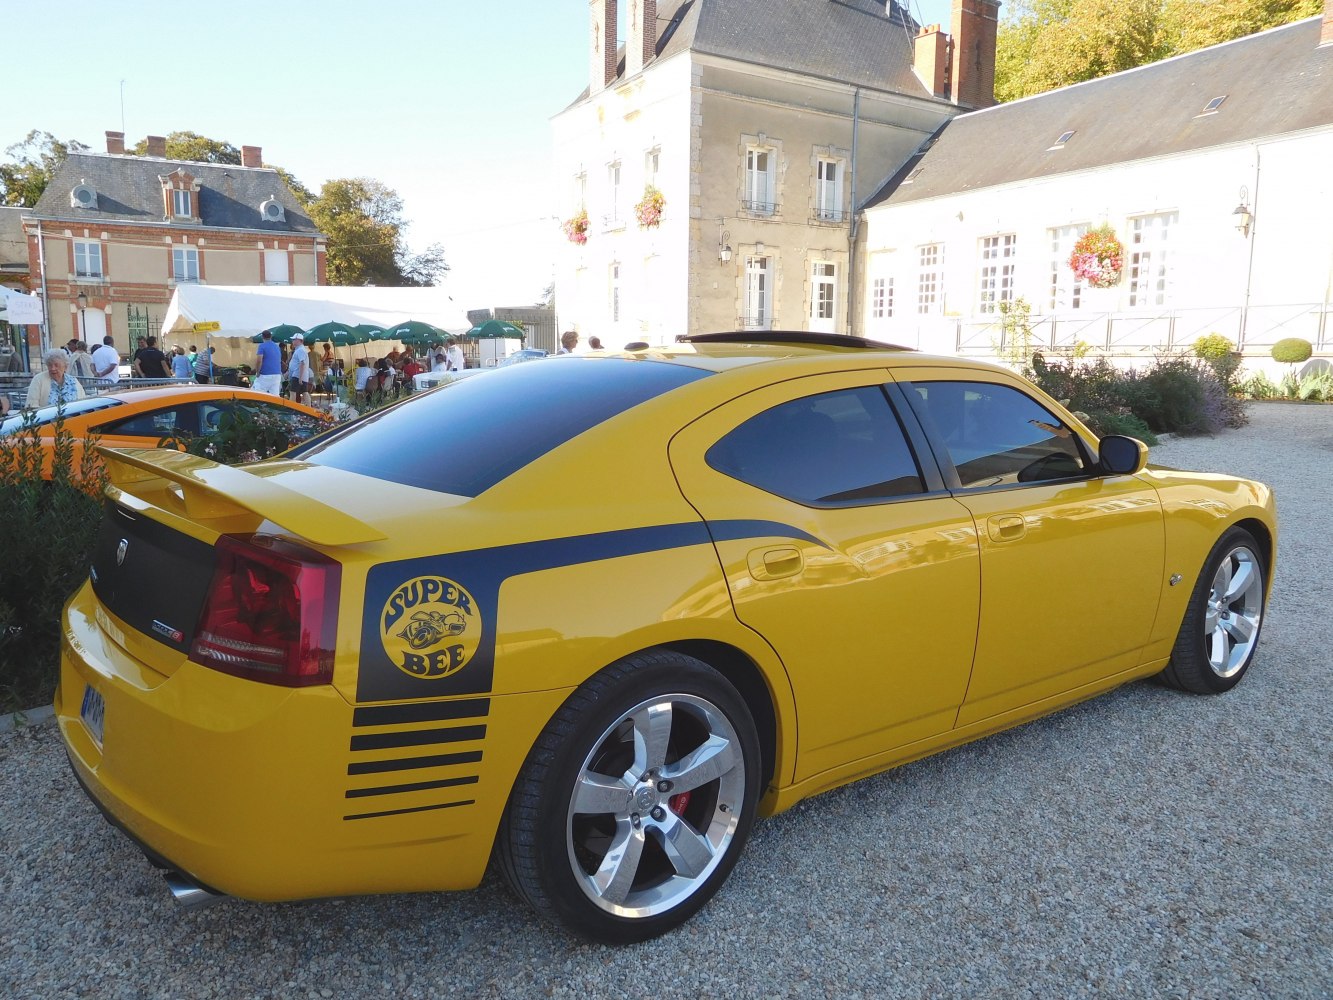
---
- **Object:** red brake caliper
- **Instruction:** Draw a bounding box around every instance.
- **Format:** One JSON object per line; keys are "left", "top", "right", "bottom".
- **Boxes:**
{"left": 668, "top": 791, "right": 691, "bottom": 815}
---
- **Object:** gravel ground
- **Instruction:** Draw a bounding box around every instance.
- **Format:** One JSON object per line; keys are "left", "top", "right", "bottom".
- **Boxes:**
{"left": 2, "top": 402, "right": 1330, "bottom": 999}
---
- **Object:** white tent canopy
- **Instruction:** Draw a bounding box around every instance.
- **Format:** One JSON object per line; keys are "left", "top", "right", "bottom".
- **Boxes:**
{"left": 160, "top": 284, "right": 472, "bottom": 342}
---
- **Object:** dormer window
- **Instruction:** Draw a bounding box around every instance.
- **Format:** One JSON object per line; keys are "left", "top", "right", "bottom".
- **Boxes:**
{"left": 173, "top": 189, "right": 192, "bottom": 217}
{"left": 160, "top": 168, "right": 197, "bottom": 221}
{"left": 259, "top": 198, "right": 286, "bottom": 223}
{"left": 70, "top": 182, "right": 98, "bottom": 210}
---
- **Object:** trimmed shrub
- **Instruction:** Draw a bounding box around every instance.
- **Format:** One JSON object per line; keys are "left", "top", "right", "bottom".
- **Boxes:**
{"left": 1193, "top": 334, "right": 1233, "bottom": 361}
{"left": 1271, "top": 338, "right": 1313, "bottom": 365}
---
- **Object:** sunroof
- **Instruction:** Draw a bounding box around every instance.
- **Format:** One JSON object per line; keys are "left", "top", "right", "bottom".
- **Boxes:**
{"left": 1047, "top": 130, "right": 1075, "bottom": 150}
{"left": 1198, "top": 96, "right": 1227, "bottom": 115}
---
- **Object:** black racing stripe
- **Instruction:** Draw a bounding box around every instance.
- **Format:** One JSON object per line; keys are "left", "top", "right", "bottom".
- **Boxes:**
{"left": 352, "top": 698, "right": 491, "bottom": 728}
{"left": 346, "top": 750, "right": 483, "bottom": 776}
{"left": 344, "top": 799, "right": 476, "bottom": 821}
{"left": 345, "top": 775, "right": 479, "bottom": 799}
{"left": 350, "top": 724, "right": 486, "bottom": 752}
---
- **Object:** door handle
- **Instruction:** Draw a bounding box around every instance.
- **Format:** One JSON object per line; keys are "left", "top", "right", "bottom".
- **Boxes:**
{"left": 987, "top": 514, "right": 1026, "bottom": 542}
{"left": 747, "top": 546, "right": 803, "bottom": 581}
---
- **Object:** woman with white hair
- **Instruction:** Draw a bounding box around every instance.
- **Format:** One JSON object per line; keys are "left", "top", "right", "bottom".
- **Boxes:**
{"left": 26, "top": 348, "right": 86, "bottom": 409}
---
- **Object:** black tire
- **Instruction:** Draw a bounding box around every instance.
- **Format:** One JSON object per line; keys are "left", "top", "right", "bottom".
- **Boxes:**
{"left": 497, "top": 650, "right": 761, "bottom": 943}
{"left": 1159, "top": 526, "right": 1266, "bottom": 694}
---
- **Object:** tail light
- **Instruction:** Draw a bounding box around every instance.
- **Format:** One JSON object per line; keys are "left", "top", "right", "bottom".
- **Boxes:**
{"left": 191, "top": 534, "right": 340, "bottom": 686}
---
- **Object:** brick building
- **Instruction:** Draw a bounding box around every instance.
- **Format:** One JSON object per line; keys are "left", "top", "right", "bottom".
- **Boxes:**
{"left": 24, "top": 133, "right": 324, "bottom": 355}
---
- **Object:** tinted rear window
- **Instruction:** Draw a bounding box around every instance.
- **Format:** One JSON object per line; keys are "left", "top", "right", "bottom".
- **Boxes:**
{"left": 0, "top": 397, "right": 124, "bottom": 436}
{"left": 288, "top": 357, "right": 710, "bottom": 496}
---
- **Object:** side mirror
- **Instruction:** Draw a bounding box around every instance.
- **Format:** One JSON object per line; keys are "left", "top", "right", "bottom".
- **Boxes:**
{"left": 1098, "top": 434, "right": 1149, "bottom": 476}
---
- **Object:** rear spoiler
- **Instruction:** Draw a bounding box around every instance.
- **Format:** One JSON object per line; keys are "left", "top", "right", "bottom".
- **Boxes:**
{"left": 99, "top": 447, "right": 387, "bottom": 546}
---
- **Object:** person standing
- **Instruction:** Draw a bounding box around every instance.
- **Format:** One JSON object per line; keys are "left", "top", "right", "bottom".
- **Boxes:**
{"left": 286, "top": 332, "right": 311, "bottom": 403}
{"left": 445, "top": 337, "right": 465, "bottom": 372}
{"left": 91, "top": 335, "right": 121, "bottom": 384}
{"left": 135, "top": 336, "right": 172, "bottom": 379}
{"left": 170, "top": 346, "right": 192, "bottom": 379}
{"left": 130, "top": 336, "right": 148, "bottom": 375}
{"left": 193, "top": 346, "right": 216, "bottom": 384}
{"left": 68, "top": 341, "right": 96, "bottom": 378}
{"left": 253, "top": 330, "right": 283, "bottom": 395}
{"left": 557, "top": 330, "right": 579, "bottom": 354}
{"left": 26, "top": 349, "right": 86, "bottom": 408}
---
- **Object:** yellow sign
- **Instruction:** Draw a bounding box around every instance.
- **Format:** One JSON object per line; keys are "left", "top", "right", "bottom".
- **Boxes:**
{"left": 192, "top": 321, "right": 221, "bottom": 333}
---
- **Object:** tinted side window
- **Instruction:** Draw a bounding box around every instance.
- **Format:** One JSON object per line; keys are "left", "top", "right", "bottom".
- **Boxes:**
{"left": 706, "top": 386, "right": 924, "bottom": 504}
{"left": 99, "top": 404, "right": 199, "bottom": 438}
{"left": 910, "top": 380, "right": 1088, "bottom": 489}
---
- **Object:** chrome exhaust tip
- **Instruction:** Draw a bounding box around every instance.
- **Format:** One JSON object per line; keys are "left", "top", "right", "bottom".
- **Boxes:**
{"left": 164, "top": 871, "right": 224, "bottom": 910}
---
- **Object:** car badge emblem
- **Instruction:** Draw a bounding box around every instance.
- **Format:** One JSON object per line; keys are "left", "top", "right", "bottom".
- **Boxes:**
{"left": 380, "top": 575, "right": 481, "bottom": 680}
{"left": 116, "top": 539, "right": 129, "bottom": 567}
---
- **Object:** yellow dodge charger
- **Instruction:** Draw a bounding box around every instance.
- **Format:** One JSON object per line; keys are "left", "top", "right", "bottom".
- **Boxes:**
{"left": 56, "top": 333, "right": 1276, "bottom": 942}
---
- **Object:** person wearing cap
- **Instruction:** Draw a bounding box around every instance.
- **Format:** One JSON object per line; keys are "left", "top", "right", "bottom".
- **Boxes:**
{"left": 253, "top": 330, "right": 283, "bottom": 395}
{"left": 286, "top": 332, "right": 311, "bottom": 403}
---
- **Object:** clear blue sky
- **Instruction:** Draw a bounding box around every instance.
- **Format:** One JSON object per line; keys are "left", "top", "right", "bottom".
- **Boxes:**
{"left": 6, "top": 0, "right": 953, "bottom": 311}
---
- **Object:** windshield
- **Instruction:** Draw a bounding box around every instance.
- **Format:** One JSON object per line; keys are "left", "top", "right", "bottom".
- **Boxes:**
{"left": 288, "top": 357, "right": 709, "bottom": 496}
{"left": 0, "top": 397, "right": 124, "bottom": 436}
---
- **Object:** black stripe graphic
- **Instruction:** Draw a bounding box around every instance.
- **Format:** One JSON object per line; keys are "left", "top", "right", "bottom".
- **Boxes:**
{"left": 350, "top": 724, "right": 486, "bottom": 752}
{"left": 344, "top": 799, "right": 476, "bottom": 821}
{"left": 352, "top": 698, "right": 491, "bottom": 728}
{"left": 346, "top": 750, "right": 483, "bottom": 776}
{"left": 345, "top": 775, "right": 479, "bottom": 799}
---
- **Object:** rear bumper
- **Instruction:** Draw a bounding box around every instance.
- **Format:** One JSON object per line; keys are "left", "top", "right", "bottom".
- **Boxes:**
{"left": 57, "top": 581, "right": 560, "bottom": 902}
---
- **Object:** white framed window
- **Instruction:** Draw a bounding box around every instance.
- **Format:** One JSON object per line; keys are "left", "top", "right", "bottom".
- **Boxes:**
{"left": 264, "top": 249, "right": 290, "bottom": 286}
{"left": 609, "top": 262, "right": 621, "bottom": 323}
{"left": 744, "top": 147, "right": 776, "bottom": 215}
{"left": 73, "top": 240, "right": 103, "bottom": 279}
{"left": 572, "top": 171, "right": 587, "bottom": 213}
{"left": 172, "top": 189, "right": 191, "bottom": 217}
{"left": 1129, "top": 212, "right": 1176, "bottom": 308}
{"left": 172, "top": 246, "right": 199, "bottom": 283}
{"left": 645, "top": 147, "right": 660, "bottom": 187}
{"left": 605, "top": 161, "right": 622, "bottom": 227}
{"left": 917, "top": 244, "right": 941, "bottom": 314}
{"left": 1049, "top": 224, "right": 1087, "bottom": 311}
{"left": 977, "top": 234, "right": 1017, "bottom": 314}
{"left": 815, "top": 158, "right": 844, "bottom": 222}
{"left": 810, "top": 261, "right": 836, "bottom": 332}
{"left": 872, "top": 277, "right": 894, "bottom": 320}
{"left": 743, "top": 255, "right": 772, "bottom": 329}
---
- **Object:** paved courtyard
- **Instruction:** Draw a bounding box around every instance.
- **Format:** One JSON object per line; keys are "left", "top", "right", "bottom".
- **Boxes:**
{"left": 1, "top": 402, "right": 1329, "bottom": 999}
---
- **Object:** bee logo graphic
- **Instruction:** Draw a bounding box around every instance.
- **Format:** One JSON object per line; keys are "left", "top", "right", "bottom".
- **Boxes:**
{"left": 380, "top": 576, "right": 480, "bottom": 679}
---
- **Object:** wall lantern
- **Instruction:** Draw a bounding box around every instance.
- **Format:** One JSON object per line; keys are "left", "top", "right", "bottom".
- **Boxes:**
{"left": 1233, "top": 185, "right": 1252, "bottom": 238}
{"left": 718, "top": 228, "right": 732, "bottom": 264}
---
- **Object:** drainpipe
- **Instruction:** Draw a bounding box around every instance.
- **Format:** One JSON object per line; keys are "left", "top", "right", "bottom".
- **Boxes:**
{"left": 36, "top": 220, "right": 50, "bottom": 364}
{"left": 1239, "top": 146, "right": 1261, "bottom": 351}
{"left": 846, "top": 88, "right": 861, "bottom": 336}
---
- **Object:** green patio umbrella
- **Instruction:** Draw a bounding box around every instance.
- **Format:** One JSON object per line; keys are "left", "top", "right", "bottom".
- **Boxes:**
{"left": 384, "top": 320, "right": 448, "bottom": 345}
{"left": 352, "top": 324, "right": 390, "bottom": 342}
{"left": 305, "top": 321, "right": 361, "bottom": 347}
{"left": 466, "top": 319, "right": 526, "bottom": 340}
{"left": 252, "top": 323, "right": 305, "bottom": 344}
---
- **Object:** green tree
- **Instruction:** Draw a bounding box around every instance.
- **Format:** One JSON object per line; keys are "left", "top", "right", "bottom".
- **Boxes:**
{"left": 0, "top": 130, "right": 89, "bottom": 207}
{"left": 131, "top": 130, "right": 241, "bottom": 164}
{"left": 306, "top": 178, "right": 448, "bottom": 287}
{"left": 995, "top": 0, "right": 1321, "bottom": 101}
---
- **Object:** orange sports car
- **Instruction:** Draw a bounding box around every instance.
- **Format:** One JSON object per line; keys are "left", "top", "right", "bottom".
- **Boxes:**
{"left": 0, "top": 384, "right": 326, "bottom": 479}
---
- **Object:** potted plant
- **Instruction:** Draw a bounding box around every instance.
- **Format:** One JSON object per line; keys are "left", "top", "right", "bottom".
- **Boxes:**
{"left": 562, "top": 209, "right": 589, "bottom": 245}
{"left": 1068, "top": 225, "right": 1124, "bottom": 288}
{"left": 635, "top": 186, "right": 665, "bottom": 229}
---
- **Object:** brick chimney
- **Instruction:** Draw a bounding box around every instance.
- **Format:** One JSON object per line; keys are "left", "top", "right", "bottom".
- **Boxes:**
{"left": 913, "top": 24, "right": 950, "bottom": 99}
{"left": 145, "top": 135, "right": 167, "bottom": 158}
{"left": 105, "top": 131, "right": 125, "bottom": 155}
{"left": 589, "top": 0, "right": 619, "bottom": 94}
{"left": 1321, "top": 0, "right": 1332, "bottom": 47}
{"left": 626, "top": 0, "right": 657, "bottom": 78}
{"left": 241, "top": 145, "right": 263, "bottom": 168}
{"left": 949, "top": 0, "right": 1001, "bottom": 110}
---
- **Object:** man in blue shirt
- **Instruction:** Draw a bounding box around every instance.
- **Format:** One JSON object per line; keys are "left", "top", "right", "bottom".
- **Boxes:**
{"left": 253, "top": 329, "right": 284, "bottom": 395}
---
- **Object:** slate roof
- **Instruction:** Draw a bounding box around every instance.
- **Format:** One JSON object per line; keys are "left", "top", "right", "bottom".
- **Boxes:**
{"left": 0, "top": 207, "right": 29, "bottom": 271}
{"left": 27, "top": 152, "right": 321, "bottom": 234}
{"left": 868, "top": 16, "right": 1333, "bottom": 208}
{"left": 572, "top": 0, "right": 934, "bottom": 103}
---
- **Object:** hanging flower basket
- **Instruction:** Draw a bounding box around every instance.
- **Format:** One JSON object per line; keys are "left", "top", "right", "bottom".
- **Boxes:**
{"left": 562, "top": 209, "right": 589, "bottom": 245}
{"left": 1068, "top": 224, "right": 1123, "bottom": 288}
{"left": 634, "top": 185, "right": 665, "bottom": 229}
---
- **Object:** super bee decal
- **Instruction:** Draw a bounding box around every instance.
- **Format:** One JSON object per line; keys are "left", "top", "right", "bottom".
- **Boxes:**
{"left": 357, "top": 520, "right": 824, "bottom": 703}
{"left": 380, "top": 576, "right": 480, "bottom": 680}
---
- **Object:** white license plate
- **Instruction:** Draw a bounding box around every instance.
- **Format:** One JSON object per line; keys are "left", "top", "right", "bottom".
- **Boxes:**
{"left": 80, "top": 684, "right": 105, "bottom": 749}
